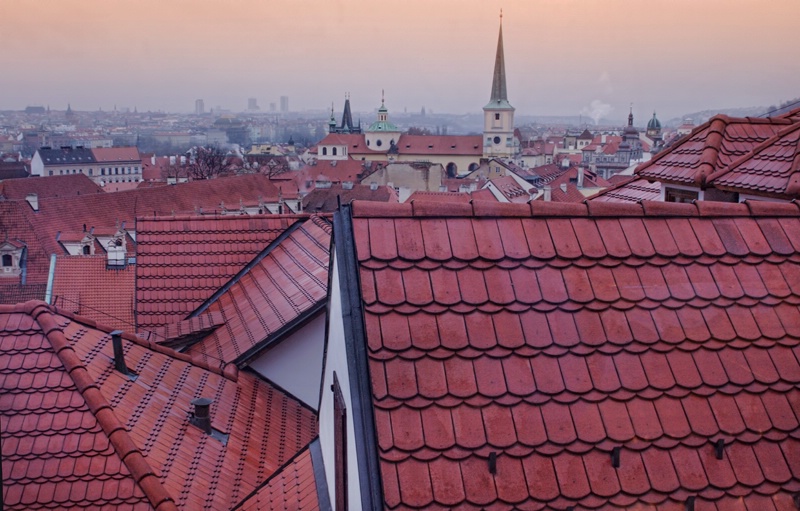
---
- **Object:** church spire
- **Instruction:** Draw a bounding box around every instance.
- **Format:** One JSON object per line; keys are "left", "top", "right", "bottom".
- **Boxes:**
{"left": 489, "top": 11, "right": 508, "bottom": 103}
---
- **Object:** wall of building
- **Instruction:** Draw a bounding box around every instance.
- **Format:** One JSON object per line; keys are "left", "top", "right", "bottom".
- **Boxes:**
{"left": 319, "top": 254, "right": 365, "bottom": 508}
{"left": 248, "top": 312, "right": 326, "bottom": 410}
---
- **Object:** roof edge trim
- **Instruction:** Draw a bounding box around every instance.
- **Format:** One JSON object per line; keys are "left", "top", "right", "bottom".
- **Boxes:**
{"left": 333, "top": 204, "right": 384, "bottom": 510}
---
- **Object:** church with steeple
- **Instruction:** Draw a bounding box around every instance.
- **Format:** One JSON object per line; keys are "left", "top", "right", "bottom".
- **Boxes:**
{"left": 483, "top": 13, "right": 518, "bottom": 159}
{"left": 315, "top": 17, "right": 519, "bottom": 174}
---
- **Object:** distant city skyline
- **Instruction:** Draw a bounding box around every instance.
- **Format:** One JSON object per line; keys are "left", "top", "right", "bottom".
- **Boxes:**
{"left": 1, "top": 0, "right": 798, "bottom": 121}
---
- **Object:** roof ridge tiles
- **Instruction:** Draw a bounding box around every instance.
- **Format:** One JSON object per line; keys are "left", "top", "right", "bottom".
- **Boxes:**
{"left": 694, "top": 117, "right": 730, "bottom": 188}
{"left": 25, "top": 301, "right": 179, "bottom": 511}
{"left": 18, "top": 299, "right": 239, "bottom": 381}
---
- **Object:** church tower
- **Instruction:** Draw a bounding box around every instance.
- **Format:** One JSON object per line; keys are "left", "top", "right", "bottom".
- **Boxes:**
{"left": 483, "top": 13, "right": 516, "bottom": 159}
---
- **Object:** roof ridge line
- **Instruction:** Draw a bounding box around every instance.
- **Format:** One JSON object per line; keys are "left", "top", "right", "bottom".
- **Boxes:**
{"left": 694, "top": 117, "right": 729, "bottom": 188}
{"left": 25, "top": 301, "right": 179, "bottom": 511}
{"left": 22, "top": 299, "right": 239, "bottom": 381}
{"left": 230, "top": 438, "right": 317, "bottom": 511}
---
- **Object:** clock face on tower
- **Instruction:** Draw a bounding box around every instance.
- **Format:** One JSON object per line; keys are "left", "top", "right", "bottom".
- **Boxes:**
{"left": 493, "top": 136, "right": 501, "bottom": 144}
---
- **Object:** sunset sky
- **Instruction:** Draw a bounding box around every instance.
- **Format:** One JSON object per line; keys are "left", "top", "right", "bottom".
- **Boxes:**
{"left": 1, "top": 0, "right": 798, "bottom": 121}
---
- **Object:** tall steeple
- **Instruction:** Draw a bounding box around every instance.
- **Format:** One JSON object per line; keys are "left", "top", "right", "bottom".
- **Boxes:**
{"left": 483, "top": 11, "right": 516, "bottom": 158}
{"left": 490, "top": 10, "right": 508, "bottom": 103}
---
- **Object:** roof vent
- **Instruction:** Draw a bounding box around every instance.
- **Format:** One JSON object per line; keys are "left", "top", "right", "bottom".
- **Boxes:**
{"left": 370, "top": 182, "right": 378, "bottom": 191}
{"left": 191, "top": 397, "right": 213, "bottom": 434}
{"left": 488, "top": 451, "right": 497, "bottom": 474}
{"left": 713, "top": 439, "right": 725, "bottom": 460}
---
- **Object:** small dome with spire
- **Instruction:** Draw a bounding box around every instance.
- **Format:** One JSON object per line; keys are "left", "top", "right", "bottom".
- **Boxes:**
{"left": 647, "top": 111, "right": 662, "bottom": 130}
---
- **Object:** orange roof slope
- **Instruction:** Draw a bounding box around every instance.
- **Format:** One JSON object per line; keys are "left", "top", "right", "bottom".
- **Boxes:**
{"left": 135, "top": 214, "right": 307, "bottom": 331}
{"left": 184, "top": 216, "right": 331, "bottom": 366}
{"left": 348, "top": 199, "right": 800, "bottom": 510}
{"left": 589, "top": 177, "right": 662, "bottom": 203}
{"left": 0, "top": 201, "right": 52, "bottom": 303}
{"left": 637, "top": 114, "right": 795, "bottom": 187}
{"left": 234, "top": 443, "right": 321, "bottom": 511}
{"left": 710, "top": 122, "right": 800, "bottom": 198}
{"left": 0, "top": 173, "right": 103, "bottom": 199}
{"left": 51, "top": 255, "right": 136, "bottom": 331}
{"left": 0, "top": 301, "right": 317, "bottom": 511}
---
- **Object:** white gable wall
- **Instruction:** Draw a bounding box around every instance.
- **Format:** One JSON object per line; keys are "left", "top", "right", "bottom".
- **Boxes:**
{"left": 249, "top": 312, "right": 326, "bottom": 411}
{"left": 319, "top": 252, "right": 363, "bottom": 508}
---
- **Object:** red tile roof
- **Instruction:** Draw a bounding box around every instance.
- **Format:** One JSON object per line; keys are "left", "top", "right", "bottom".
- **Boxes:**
{"left": 406, "top": 191, "right": 473, "bottom": 203}
{"left": 590, "top": 177, "right": 662, "bottom": 203}
{"left": 0, "top": 301, "right": 317, "bottom": 511}
{"left": 347, "top": 199, "right": 800, "bottom": 510}
{"left": 50, "top": 255, "right": 136, "bottom": 331}
{"left": 234, "top": 443, "right": 320, "bottom": 511}
{"left": 302, "top": 184, "right": 396, "bottom": 212}
{"left": 396, "top": 134, "right": 484, "bottom": 156}
{"left": 638, "top": 113, "right": 796, "bottom": 187}
{"left": 0, "top": 201, "right": 51, "bottom": 297}
{"left": 91, "top": 147, "right": 141, "bottom": 163}
{"left": 0, "top": 174, "right": 103, "bottom": 199}
{"left": 709, "top": 121, "right": 800, "bottom": 198}
{"left": 183, "top": 216, "right": 331, "bottom": 366}
{"left": 135, "top": 214, "right": 307, "bottom": 332}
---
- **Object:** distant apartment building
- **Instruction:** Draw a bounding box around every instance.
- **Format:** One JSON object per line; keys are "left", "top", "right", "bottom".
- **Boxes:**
{"left": 31, "top": 146, "right": 142, "bottom": 186}
{"left": 247, "top": 98, "right": 260, "bottom": 111}
{"left": 195, "top": 99, "right": 205, "bottom": 115}
{"left": 280, "top": 96, "right": 289, "bottom": 113}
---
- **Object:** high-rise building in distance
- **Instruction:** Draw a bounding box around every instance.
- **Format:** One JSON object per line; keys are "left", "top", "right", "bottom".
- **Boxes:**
{"left": 280, "top": 96, "right": 289, "bottom": 113}
{"left": 195, "top": 99, "right": 205, "bottom": 115}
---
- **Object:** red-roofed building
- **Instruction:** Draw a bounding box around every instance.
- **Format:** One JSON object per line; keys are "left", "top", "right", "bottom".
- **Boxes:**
{"left": 50, "top": 255, "right": 136, "bottom": 331}
{"left": 0, "top": 173, "right": 103, "bottom": 200}
{"left": 135, "top": 213, "right": 307, "bottom": 331}
{"left": 318, "top": 199, "right": 800, "bottom": 509}
{"left": 593, "top": 107, "right": 800, "bottom": 204}
{"left": 31, "top": 146, "right": 143, "bottom": 188}
{"left": 0, "top": 301, "right": 317, "bottom": 510}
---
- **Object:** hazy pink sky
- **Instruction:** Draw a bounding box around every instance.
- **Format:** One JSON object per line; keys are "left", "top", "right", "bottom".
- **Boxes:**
{"left": 1, "top": 0, "right": 798, "bottom": 120}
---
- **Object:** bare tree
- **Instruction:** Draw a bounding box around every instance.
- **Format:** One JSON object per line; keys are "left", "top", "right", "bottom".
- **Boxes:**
{"left": 187, "top": 145, "right": 233, "bottom": 180}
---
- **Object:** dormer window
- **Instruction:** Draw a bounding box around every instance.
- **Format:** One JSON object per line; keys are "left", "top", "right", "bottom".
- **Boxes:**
{"left": 0, "top": 240, "right": 24, "bottom": 277}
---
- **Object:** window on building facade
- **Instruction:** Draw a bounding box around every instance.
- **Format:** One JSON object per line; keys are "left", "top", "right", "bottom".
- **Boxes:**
{"left": 333, "top": 372, "right": 347, "bottom": 511}
{"left": 495, "top": 113, "right": 500, "bottom": 120}
{"left": 332, "top": 147, "right": 337, "bottom": 156}
{"left": 48, "top": 171, "right": 53, "bottom": 176}
{"left": 322, "top": 147, "right": 328, "bottom": 156}
{"left": 665, "top": 188, "right": 699, "bottom": 203}
{"left": 1, "top": 254, "right": 12, "bottom": 267}
{"left": 82, "top": 245, "right": 90, "bottom": 255}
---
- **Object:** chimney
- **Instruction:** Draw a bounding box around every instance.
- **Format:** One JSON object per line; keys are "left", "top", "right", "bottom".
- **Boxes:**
{"left": 543, "top": 186, "right": 552, "bottom": 202}
{"left": 577, "top": 167, "right": 585, "bottom": 188}
{"left": 110, "top": 330, "right": 130, "bottom": 375}
{"left": 26, "top": 193, "right": 39, "bottom": 211}
{"left": 191, "top": 397, "right": 213, "bottom": 434}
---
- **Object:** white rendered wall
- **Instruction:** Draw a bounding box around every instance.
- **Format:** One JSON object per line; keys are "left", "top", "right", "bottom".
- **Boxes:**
{"left": 249, "top": 312, "right": 326, "bottom": 411}
{"left": 319, "top": 253, "right": 363, "bottom": 508}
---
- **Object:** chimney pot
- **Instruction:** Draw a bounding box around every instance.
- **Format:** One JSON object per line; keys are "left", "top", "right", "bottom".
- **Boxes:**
{"left": 110, "top": 330, "right": 129, "bottom": 375}
{"left": 191, "top": 397, "right": 213, "bottom": 434}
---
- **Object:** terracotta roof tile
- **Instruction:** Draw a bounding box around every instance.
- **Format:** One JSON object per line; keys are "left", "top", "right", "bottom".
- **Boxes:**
{"left": 233, "top": 443, "right": 320, "bottom": 511}
{"left": 183, "top": 216, "right": 331, "bottom": 365}
{"left": 51, "top": 255, "right": 136, "bottom": 331}
{"left": 0, "top": 174, "right": 103, "bottom": 200}
{"left": 136, "top": 213, "right": 307, "bottom": 331}
{"left": 349, "top": 199, "right": 800, "bottom": 509}
{"left": 0, "top": 301, "right": 317, "bottom": 510}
